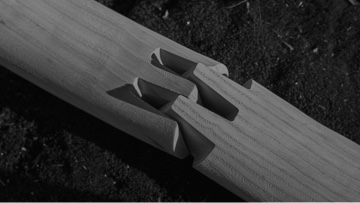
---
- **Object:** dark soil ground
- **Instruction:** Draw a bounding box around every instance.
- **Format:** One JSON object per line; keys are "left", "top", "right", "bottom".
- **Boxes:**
{"left": 1, "top": 0, "right": 360, "bottom": 201}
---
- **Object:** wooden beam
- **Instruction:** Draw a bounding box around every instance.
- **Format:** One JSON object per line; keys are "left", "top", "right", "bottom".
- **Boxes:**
{"left": 0, "top": 0, "right": 225, "bottom": 159}
{"left": 160, "top": 62, "right": 360, "bottom": 201}
{"left": 1, "top": 0, "right": 360, "bottom": 201}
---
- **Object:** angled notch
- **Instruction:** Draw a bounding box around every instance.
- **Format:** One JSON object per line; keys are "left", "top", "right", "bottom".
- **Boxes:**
{"left": 151, "top": 48, "right": 197, "bottom": 75}
{"left": 183, "top": 65, "right": 239, "bottom": 121}
{"left": 107, "top": 83, "right": 164, "bottom": 117}
{"left": 151, "top": 48, "right": 237, "bottom": 121}
{"left": 160, "top": 97, "right": 216, "bottom": 163}
{"left": 151, "top": 48, "right": 229, "bottom": 77}
{"left": 133, "top": 77, "right": 180, "bottom": 110}
{"left": 107, "top": 79, "right": 189, "bottom": 159}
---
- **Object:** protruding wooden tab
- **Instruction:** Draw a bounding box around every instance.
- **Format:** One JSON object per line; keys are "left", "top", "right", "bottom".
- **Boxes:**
{"left": 160, "top": 97, "right": 215, "bottom": 162}
{"left": 106, "top": 82, "right": 189, "bottom": 159}
{"left": 131, "top": 78, "right": 190, "bottom": 158}
{"left": 161, "top": 95, "right": 268, "bottom": 200}
{"left": 182, "top": 64, "right": 239, "bottom": 120}
{"left": 161, "top": 65, "right": 360, "bottom": 201}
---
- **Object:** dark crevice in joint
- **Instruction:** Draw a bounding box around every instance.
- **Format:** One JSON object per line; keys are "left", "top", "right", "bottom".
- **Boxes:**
{"left": 107, "top": 78, "right": 181, "bottom": 117}
{"left": 151, "top": 48, "right": 197, "bottom": 75}
{"left": 150, "top": 54, "right": 179, "bottom": 76}
{"left": 160, "top": 97, "right": 215, "bottom": 163}
{"left": 135, "top": 78, "right": 180, "bottom": 111}
{"left": 151, "top": 48, "right": 238, "bottom": 121}
{"left": 107, "top": 84, "right": 166, "bottom": 117}
{"left": 243, "top": 79, "right": 253, "bottom": 89}
{"left": 183, "top": 68, "right": 239, "bottom": 121}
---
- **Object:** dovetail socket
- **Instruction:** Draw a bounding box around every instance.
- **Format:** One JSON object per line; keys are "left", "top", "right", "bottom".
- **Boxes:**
{"left": 183, "top": 66, "right": 239, "bottom": 121}
{"left": 151, "top": 48, "right": 238, "bottom": 121}
{"left": 134, "top": 77, "right": 180, "bottom": 110}
{"left": 152, "top": 48, "right": 197, "bottom": 75}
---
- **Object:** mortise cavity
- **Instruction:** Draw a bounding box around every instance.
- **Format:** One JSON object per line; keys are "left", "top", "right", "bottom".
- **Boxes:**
{"left": 133, "top": 77, "right": 181, "bottom": 110}
{"left": 107, "top": 80, "right": 190, "bottom": 158}
{"left": 150, "top": 53, "right": 179, "bottom": 75}
{"left": 183, "top": 67, "right": 239, "bottom": 121}
{"left": 107, "top": 83, "right": 165, "bottom": 117}
{"left": 151, "top": 48, "right": 238, "bottom": 121}
{"left": 151, "top": 48, "right": 197, "bottom": 75}
{"left": 243, "top": 79, "right": 253, "bottom": 89}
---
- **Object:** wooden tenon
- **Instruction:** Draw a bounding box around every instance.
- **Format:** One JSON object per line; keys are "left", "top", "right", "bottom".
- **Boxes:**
{"left": 0, "top": 0, "right": 359, "bottom": 201}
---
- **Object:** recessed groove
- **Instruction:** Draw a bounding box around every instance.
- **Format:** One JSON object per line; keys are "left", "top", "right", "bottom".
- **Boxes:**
{"left": 134, "top": 77, "right": 181, "bottom": 110}
{"left": 107, "top": 83, "right": 166, "bottom": 117}
{"left": 152, "top": 48, "right": 197, "bottom": 75}
{"left": 243, "top": 79, "right": 253, "bottom": 89}
{"left": 133, "top": 78, "right": 209, "bottom": 159}
{"left": 151, "top": 48, "right": 237, "bottom": 121}
{"left": 107, "top": 80, "right": 190, "bottom": 158}
{"left": 182, "top": 66, "right": 239, "bottom": 121}
{"left": 150, "top": 53, "right": 179, "bottom": 76}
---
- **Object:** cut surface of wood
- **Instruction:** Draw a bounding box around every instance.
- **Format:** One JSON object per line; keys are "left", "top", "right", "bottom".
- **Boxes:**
{"left": 1, "top": 0, "right": 360, "bottom": 201}
{"left": 159, "top": 62, "right": 360, "bottom": 201}
{"left": 0, "top": 0, "right": 225, "bottom": 158}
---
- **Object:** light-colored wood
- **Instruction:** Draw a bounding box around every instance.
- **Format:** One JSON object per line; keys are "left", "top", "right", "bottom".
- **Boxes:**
{"left": 161, "top": 63, "right": 360, "bottom": 201}
{"left": 2, "top": 0, "right": 360, "bottom": 201}
{"left": 0, "top": 0, "right": 225, "bottom": 158}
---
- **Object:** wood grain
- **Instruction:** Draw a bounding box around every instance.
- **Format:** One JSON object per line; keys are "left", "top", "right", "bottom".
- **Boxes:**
{"left": 0, "top": 0, "right": 226, "bottom": 158}
{"left": 161, "top": 63, "right": 360, "bottom": 201}
{"left": 2, "top": 0, "right": 360, "bottom": 201}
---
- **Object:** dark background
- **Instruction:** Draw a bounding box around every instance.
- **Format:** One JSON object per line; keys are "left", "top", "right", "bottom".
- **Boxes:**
{"left": 1, "top": 0, "right": 359, "bottom": 201}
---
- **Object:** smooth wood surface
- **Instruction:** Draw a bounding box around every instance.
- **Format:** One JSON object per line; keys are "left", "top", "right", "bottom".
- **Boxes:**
{"left": 0, "top": 0, "right": 225, "bottom": 158}
{"left": 161, "top": 63, "right": 360, "bottom": 201}
{"left": 1, "top": 0, "right": 360, "bottom": 201}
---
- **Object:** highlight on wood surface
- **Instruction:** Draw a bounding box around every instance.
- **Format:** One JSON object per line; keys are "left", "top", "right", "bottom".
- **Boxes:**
{"left": 156, "top": 54, "right": 360, "bottom": 201}
{"left": 0, "top": 0, "right": 223, "bottom": 159}
{"left": 1, "top": 0, "right": 360, "bottom": 201}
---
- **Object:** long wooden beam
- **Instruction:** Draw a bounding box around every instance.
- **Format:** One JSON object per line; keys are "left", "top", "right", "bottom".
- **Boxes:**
{"left": 0, "top": 0, "right": 221, "bottom": 159}
{"left": 1, "top": 0, "right": 360, "bottom": 201}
